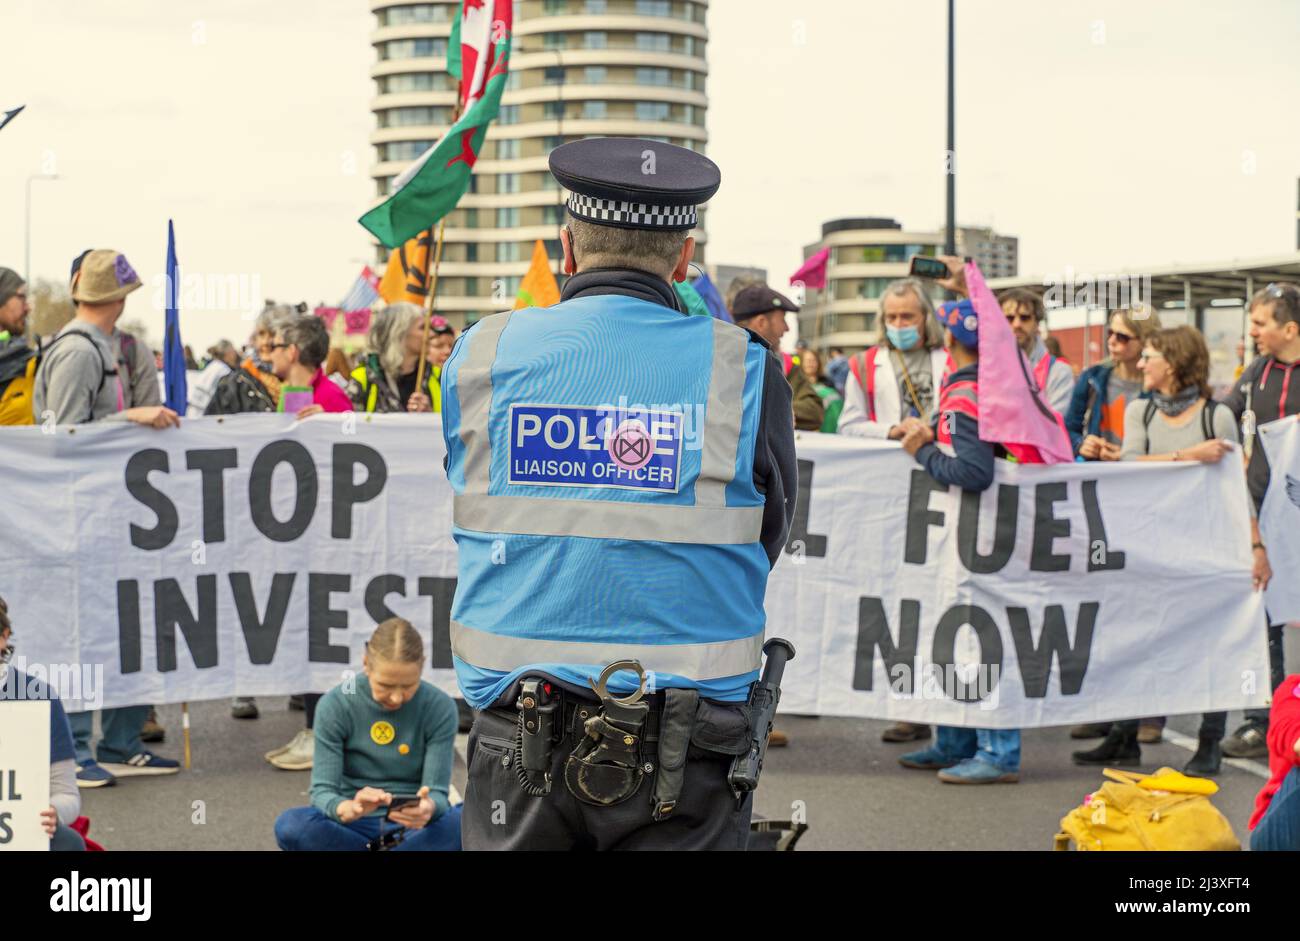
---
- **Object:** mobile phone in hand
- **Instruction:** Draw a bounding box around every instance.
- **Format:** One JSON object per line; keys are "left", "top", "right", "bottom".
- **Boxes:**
{"left": 386, "top": 794, "right": 422, "bottom": 816}
{"left": 909, "top": 255, "right": 950, "bottom": 279}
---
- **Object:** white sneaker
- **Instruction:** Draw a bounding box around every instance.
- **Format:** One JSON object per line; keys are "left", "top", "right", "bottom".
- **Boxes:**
{"left": 99, "top": 751, "right": 181, "bottom": 777}
{"left": 263, "top": 727, "right": 304, "bottom": 761}
{"left": 268, "top": 729, "right": 314, "bottom": 770}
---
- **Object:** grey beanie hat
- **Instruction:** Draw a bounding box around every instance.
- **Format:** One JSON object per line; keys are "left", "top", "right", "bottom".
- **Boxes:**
{"left": 0, "top": 268, "right": 24, "bottom": 308}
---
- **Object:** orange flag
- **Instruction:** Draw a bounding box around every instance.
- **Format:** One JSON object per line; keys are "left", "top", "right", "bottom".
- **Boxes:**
{"left": 514, "top": 239, "right": 561, "bottom": 310}
{"left": 379, "top": 229, "right": 433, "bottom": 305}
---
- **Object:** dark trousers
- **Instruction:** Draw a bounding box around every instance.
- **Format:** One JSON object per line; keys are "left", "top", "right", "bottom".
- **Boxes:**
{"left": 1116, "top": 712, "right": 1226, "bottom": 740}
{"left": 1244, "top": 622, "right": 1287, "bottom": 728}
{"left": 1251, "top": 768, "right": 1300, "bottom": 852}
{"left": 461, "top": 707, "right": 752, "bottom": 851}
{"left": 304, "top": 693, "right": 322, "bottom": 729}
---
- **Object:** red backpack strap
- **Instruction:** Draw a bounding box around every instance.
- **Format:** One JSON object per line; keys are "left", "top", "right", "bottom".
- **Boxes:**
{"left": 1033, "top": 352, "right": 1052, "bottom": 390}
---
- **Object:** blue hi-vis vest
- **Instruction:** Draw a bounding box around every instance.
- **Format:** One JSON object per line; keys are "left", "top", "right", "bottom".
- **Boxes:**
{"left": 441, "top": 294, "right": 771, "bottom": 709}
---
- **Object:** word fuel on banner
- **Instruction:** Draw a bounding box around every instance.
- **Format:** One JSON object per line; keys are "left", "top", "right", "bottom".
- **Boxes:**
{"left": 850, "top": 469, "right": 1123, "bottom": 703}
{"left": 116, "top": 439, "right": 456, "bottom": 673}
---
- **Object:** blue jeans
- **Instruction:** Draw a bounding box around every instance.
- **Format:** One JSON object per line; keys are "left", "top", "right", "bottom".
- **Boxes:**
{"left": 68, "top": 706, "right": 150, "bottom": 765}
{"left": 934, "top": 726, "right": 1021, "bottom": 773}
{"left": 1251, "top": 767, "right": 1300, "bottom": 852}
{"left": 51, "top": 821, "right": 86, "bottom": 852}
{"left": 275, "top": 805, "right": 463, "bottom": 851}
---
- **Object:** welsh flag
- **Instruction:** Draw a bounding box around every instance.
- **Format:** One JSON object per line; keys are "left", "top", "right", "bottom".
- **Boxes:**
{"left": 359, "top": 0, "right": 512, "bottom": 249}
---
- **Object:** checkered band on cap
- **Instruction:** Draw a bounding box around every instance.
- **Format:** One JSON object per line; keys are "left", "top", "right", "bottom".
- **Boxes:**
{"left": 566, "top": 193, "right": 697, "bottom": 230}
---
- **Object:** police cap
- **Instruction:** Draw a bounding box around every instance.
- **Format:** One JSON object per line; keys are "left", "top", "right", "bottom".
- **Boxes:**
{"left": 731, "top": 284, "right": 800, "bottom": 319}
{"left": 549, "top": 137, "right": 720, "bottom": 232}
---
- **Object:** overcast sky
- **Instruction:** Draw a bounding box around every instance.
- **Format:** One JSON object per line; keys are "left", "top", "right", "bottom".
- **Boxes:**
{"left": 1, "top": 0, "right": 1297, "bottom": 353}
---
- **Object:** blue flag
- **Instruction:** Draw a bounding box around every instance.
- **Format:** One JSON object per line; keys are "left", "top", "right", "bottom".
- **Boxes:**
{"left": 692, "top": 271, "right": 731, "bottom": 323}
{"left": 163, "top": 220, "right": 188, "bottom": 414}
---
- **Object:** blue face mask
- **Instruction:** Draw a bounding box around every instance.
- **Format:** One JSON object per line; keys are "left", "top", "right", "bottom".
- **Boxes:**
{"left": 886, "top": 325, "right": 921, "bottom": 351}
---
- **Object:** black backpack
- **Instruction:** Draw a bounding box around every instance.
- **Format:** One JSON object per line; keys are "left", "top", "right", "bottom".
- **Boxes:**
{"left": 1142, "top": 398, "right": 1219, "bottom": 454}
{"left": 35, "top": 329, "right": 119, "bottom": 422}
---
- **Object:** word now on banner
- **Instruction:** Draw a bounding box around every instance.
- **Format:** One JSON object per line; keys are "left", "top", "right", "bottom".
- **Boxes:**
{"left": 0, "top": 417, "right": 1274, "bottom": 727}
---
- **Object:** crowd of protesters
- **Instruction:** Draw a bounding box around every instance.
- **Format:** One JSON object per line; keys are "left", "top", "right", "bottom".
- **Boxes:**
{"left": 2, "top": 250, "right": 1298, "bottom": 851}
{"left": 0, "top": 251, "right": 471, "bottom": 850}
{"left": 746, "top": 262, "right": 1297, "bottom": 847}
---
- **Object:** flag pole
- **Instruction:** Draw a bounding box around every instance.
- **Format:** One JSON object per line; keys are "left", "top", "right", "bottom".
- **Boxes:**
{"left": 414, "top": 219, "right": 449, "bottom": 393}
{"left": 411, "top": 91, "right": 464, "bottom": 403}
{"left": 182, "top": 702, "right": 192, "bottom": 770}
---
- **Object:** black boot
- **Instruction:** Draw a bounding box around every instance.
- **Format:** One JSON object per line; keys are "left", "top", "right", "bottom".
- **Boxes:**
{"left": 1183, "top": 735, "right": 1222, "bottom": 777}
{"left": 1072, "top": 725, "right": 1141, "bottom": 767}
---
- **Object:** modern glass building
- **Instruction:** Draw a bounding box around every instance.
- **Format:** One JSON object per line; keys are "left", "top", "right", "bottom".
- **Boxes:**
{"left": 369, "top": 0, "right": 710, "bottom": 328}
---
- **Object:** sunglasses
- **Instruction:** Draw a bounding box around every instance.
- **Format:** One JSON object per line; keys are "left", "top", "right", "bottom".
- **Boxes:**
{"left": 1264, "top": 282, "right": 1300, "bottom": 299}
{"left": 1108, "top": 329, "right": 1137, "bottom": 343}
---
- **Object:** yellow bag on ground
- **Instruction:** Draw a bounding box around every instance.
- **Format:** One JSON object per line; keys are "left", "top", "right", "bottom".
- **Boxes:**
{"left": 1054, "top": 767, "right": 1240, "bottom": 851}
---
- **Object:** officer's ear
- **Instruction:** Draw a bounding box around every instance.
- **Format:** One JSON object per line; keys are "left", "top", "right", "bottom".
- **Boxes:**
{"left": 560, "top": 226, "right": 578, "bottom": 276}
{"left": 670, "top": 236, "right": 695, "bottom": 283}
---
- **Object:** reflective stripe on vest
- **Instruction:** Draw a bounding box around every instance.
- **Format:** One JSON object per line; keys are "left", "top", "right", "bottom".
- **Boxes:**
{"left": 849, "top": 347, "right": 880, "bottom": 421}
{"left": 352, "top": 361, "right": 439, "bottom": 413}
{"left": 937, "top": 379, "right": 978, "bottom": 446}
{"left": 450, "top": 620, "right": 763, "bottom": 681}
{"left": 452, "top": 313, "right": 760, "bottom": 542}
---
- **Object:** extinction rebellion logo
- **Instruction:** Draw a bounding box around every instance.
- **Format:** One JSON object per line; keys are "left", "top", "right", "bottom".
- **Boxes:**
{"left": 607, "top": 419, "right": 654, "bottom": 472}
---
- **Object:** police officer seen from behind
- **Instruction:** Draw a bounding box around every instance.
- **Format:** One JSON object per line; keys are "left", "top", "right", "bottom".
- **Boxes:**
{"left": 731, "top": 284, "right": 825, "bottom": 432}
{"left": 441, "top": 137, "right": 797, "bottom": 850}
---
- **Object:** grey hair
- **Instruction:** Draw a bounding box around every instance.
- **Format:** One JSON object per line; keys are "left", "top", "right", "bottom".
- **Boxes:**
{"left": 368, "top": 302, "right": 427, "bottom": 377}
{"left": 278, "top": 314, "right": 330, "bottom": 370}
{"left": 256, "top": 303, "right": 299, "bottom": 336}
{"left": 567, "top": 217, "right": 687, "bottom": 280}
{"left": 878, "top": 277, "right": 944, "bottom": 351}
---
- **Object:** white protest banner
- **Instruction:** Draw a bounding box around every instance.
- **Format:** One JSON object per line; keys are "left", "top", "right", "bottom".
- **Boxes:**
{"left": 766, "top": 434, "right": 1269, "bottom": 728}
{"left": 1259, "top": 414, "right": 1300, "bottom": 622}
{"left": 0, "top": 701, "right": 51, "bottom": 851}
{"left": 1, "top": 414, "right": 460, "bottom": 710}
{"left": 0, "top": 419, "right": 1270, "bottom": 727}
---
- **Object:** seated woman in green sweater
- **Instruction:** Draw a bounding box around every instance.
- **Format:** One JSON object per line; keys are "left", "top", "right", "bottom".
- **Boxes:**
{"left": 274, "top": 618, "right": 461, "bottom": 851}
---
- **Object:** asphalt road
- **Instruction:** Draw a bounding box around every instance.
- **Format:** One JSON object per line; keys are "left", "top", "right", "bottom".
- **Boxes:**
{"left": 80, "top": 641, "right": 1293, "bottom": 852}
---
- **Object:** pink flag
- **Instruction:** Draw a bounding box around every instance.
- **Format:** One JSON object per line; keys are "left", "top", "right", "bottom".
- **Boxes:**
{"left": 789, "top": 247, "right": 830, "bottom": 290}
{"left": 968, "top": 262, "right": 1073, "bottom": 464}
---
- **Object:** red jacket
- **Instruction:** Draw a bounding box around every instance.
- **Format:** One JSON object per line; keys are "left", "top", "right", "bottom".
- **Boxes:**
{"left": 1249, "top": 674, "right": 1300, "bottom": 830}
{"left": 311, "top": 368, "right": 354, "bottom": 413}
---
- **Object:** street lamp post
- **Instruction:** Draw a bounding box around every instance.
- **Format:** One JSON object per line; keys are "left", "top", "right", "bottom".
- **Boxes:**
{"left": 944, "top": 0, "right": 956, "bottom": 258}
{"left": 25, "top": 172, "right": 60, "bottom": 283}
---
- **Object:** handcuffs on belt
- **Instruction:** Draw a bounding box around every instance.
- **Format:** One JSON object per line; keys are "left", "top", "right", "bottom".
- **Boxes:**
{"left": 512, "top": 660, "right": 651, "bottom": 807}
{"left": 509, "top": 643, "right": 794, "bottom": 817}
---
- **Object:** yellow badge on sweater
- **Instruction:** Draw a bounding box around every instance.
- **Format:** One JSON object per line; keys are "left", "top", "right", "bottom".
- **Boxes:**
{"left": 370, "top": 721, "right": 395, "bottom": 745}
